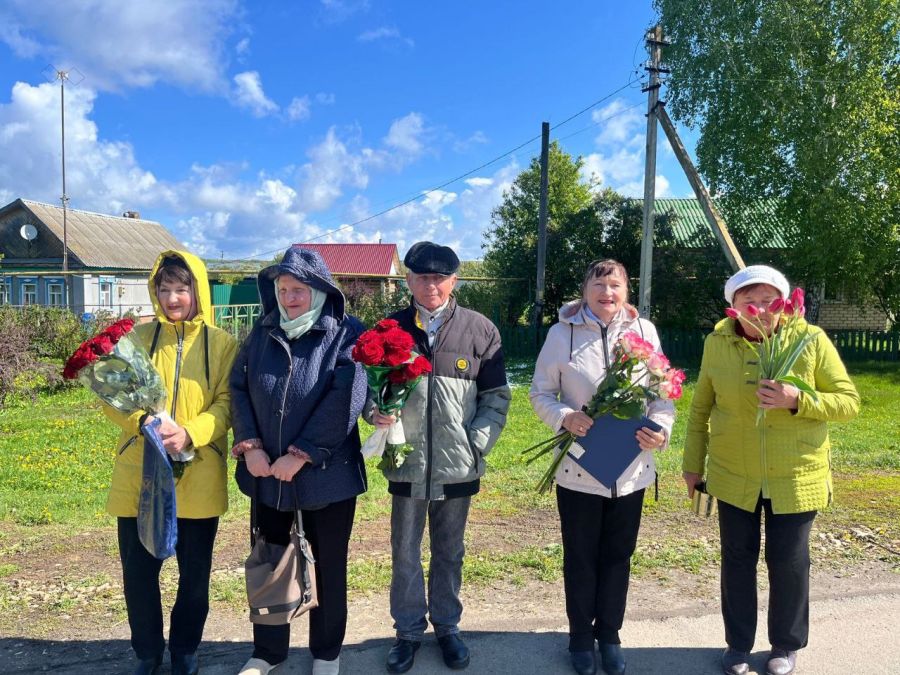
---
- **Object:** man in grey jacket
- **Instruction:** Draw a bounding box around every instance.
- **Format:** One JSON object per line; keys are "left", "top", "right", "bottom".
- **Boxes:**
{"left": 371, "top": 241, "right": 510, "bottom": 673}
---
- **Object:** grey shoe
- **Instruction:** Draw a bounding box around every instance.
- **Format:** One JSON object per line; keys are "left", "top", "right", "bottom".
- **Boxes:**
{"left": 766, "top": 648, "right": 797, "bottom": 675}
{"left": 721, "top": 648, "right": 750, "bottom": 675}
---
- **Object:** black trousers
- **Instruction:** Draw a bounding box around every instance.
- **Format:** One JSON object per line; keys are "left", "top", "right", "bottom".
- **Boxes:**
{"left": 556, "top": 485, "right": 645, "bottom": 651}
{"left": 718, "top": 496, "right": 817, "bottom": 652}
{"left": 252, "top": 497, "right": 357, "bottom": 664}
{"left": 117, "top": 516, "right": 219, "bottom": 660}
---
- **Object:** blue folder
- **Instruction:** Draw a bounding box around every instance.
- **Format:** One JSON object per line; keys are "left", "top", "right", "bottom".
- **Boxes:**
{"left": 566, "top": 413, "right": 662, "bottom": 488}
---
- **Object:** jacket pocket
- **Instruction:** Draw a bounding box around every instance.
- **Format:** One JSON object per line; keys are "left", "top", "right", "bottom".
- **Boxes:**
{"left": 118, "top": 435, "right": 138, "bottom": 455}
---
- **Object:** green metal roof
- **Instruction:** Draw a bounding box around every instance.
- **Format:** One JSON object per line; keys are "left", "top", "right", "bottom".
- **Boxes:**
{"left": 645, "top": 198, "right": 790, "bottom": 249}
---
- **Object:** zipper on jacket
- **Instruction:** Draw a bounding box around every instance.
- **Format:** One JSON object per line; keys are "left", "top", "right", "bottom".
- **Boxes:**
{"left": 170, "top": 324, "right": 185, "bottom": 418}
{"left": 118, "top": 435, "right": 137, "bottom": 455}
{"left": 600, "top": 322, "right": 616, "bottom": 497}
{"left": 274, "top": 333, "right": 294, "bottom": 511}
{"left": 424, "top": 350, "right": 435, "bottom": 501}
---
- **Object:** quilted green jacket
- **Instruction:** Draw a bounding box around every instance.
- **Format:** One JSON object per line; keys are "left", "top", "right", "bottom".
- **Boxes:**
{"left": 683, "top": 318, "right": 859, "bottom": 514}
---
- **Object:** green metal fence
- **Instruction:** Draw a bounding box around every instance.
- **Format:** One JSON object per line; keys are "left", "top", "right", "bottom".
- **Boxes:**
{"left": 211, "top": 304, "right": 898, "bottom": 364}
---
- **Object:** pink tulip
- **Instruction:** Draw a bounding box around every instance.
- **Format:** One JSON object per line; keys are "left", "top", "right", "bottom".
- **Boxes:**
{"left": 783, "top": 300, "right": 794, "bottom": 316}
{"left": 746, "top": 304, "right": 760, "bottom": 317}
{"left": 790, "top": 287, "right": 805, "bottom": 307}
{"left": 725, "top": 307, "right": 741, "bottom": 319}
{"left": 768, "top": 298, "right": 785, "bottom": 313}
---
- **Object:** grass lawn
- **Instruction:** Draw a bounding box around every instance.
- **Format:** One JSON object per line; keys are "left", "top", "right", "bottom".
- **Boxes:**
{"left": 0, "top": 359, "right": 897, "bottom": 622}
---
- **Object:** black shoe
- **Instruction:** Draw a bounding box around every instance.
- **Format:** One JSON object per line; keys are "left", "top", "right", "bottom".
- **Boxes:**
{"left": 570, "top": 650, "right": 597, "bottom": 675}
{"left": 134, "top": 656, "right": 162, "bottom": 675}
{"left": 171, "top": 652, "right": 199, "bottom": 675}
{"left": 721, "top": 648, "right": 750, "bottom": 675}
{"left": 598, "top": 643, "right": 625, "bottom": 675}
{"left": 437, "top": 634, "right": 470, "bottom": 670}
{"left": 766, "top": 648, "right": 797, "bottom": 675}
{"left": 386, "top": 639, "right": 420, "bottom": 674}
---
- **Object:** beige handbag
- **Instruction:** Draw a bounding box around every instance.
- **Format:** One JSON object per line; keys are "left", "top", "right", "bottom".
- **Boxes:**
{"left": 691, "top": 481, "right": 718, "bottom": 517}
{"left": 245, "top": 489, "right": 318, "bottom": 625}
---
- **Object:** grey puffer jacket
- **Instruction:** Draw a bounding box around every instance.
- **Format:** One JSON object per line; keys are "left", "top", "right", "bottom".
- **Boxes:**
{"left": 370, "top": 298, "right": 511, "bottom": 500}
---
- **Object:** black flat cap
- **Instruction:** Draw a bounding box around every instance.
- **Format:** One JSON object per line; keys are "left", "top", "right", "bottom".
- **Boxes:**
{"left": 404, "top": 241, "right": 460, "bottom": 275}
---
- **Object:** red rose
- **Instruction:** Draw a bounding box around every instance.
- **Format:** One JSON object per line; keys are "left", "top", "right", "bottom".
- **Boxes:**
{"left": 382, "top": 327, "right": 414, "bottom": 352}
{"left": 104, "top": 318, "right": 135, "bottom": 342}
{"left": 62, "top": 344, "right": 98, "bottom": 379}
{"left": 404, "top": 355, "right": 432, "bottom": 379}
{"left": 90, "top": 334, "right": 115, "bottom": 355}
{"left": 387, "top": 368, "right": 409, "bottom": 385}
{"left": 375, "top": 319, "right": 400, "bottom": 332}
{"left": 352, "top": 335, "right": 385, "bottom": 366}
{"left": 382, "top": 349, "right": 410, "bottom": 367}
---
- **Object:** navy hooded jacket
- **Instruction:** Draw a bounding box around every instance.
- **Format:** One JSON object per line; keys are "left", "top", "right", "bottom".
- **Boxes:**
{"left": 230, "top": 247, "right": 367, "bottom": 510}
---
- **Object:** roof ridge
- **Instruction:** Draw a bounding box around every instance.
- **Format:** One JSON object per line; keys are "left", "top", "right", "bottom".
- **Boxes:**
{"left": 21, "top": 198, "right": 158, "bottom": 224}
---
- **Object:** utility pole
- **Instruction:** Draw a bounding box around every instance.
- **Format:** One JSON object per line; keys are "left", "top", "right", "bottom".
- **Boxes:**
{"left": 534, "top": 122, "right": 550, "bottom": 348}
{"left": 638, "top": 25, "right": 666, "bottom": 318}
{"left": 656, "top": 106, "right": 745, "bottom": 271}
{"left": 45, "top": 66, "right": 83, "bottom": 310}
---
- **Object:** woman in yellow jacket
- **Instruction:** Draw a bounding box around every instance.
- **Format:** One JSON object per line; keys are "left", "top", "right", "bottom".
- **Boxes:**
{"left": 104, "top": 251, "right": 237, "bottom": 675}
{"left": 682, "top": 266, "right": 859, "bottom": 675}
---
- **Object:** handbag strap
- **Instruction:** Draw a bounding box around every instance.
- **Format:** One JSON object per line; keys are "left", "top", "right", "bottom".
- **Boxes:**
{"left": 249, "top": 475, "right": 307, "bottom": 546}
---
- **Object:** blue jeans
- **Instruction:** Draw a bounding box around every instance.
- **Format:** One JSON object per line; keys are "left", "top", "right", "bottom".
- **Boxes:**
{"left": 390, "top": 495, "right": 471, "bottom": 641}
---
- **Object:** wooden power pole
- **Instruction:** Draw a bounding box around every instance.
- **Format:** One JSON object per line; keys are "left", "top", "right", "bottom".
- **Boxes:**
{"left": 656, "top": 106, "right": 745, "bottom": 271}
{"left": 638, "top": 25, "right": 665, "bottom": 318}
{"left": 534, "top": 121, "right": 550, "bottom": 347}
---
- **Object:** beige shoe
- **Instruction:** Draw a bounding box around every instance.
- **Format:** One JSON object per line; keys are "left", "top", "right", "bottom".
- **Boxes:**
{"left": 238, "top": 657, "right": 278, "bottom": 675}
{"left": 312, "top": 656, "right": 340, "bottom": 675}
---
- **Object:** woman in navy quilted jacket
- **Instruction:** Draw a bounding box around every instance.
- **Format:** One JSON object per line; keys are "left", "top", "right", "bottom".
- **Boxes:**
{"left": 230, "top": 247, "right": 367, "bottom": 675}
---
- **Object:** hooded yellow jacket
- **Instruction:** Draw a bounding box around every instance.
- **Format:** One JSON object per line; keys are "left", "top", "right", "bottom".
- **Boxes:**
{"left": 104, "top": 251, "right": 238, "bottom": 518}
{"left": 683, "top": 318, "right": 859, "bottom": 514}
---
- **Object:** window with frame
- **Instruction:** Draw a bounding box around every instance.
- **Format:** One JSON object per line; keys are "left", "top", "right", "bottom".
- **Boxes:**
{"left": 0, "top": 278, "right": 9, "bottom": 305}
{"left": 99, "top": 281, "right": 113, "bottom": 306}
{"left": 47, "top": 282, "right": 64, "bottom": 306}
{"left": 22, "top": 283, "right": 38, "bottom": 305}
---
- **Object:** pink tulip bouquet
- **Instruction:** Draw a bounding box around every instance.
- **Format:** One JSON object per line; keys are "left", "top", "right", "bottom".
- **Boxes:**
{"left": 725, "top": 287, "right": 819, "bottom": 424}
{"left": 522, "top": 330, "right": 685, "bottom": 493}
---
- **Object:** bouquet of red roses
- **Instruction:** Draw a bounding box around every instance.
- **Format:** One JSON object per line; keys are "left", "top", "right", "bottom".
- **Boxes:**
{"left": 62, "top": 319, "right": 179, "bottom": 559}
{"left": 352, "top": 319, "right": 431, "bottom": 469}
{"left": 523, "top": 330, "right": 686, "bottom": 493}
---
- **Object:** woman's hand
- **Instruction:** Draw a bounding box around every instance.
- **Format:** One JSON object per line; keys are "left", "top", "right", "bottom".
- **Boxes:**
{"left": 562, "top": 411, "right": 594, "bottom": 437}
{"left": 146, "top": 415, "right": 190, "bottom": 455}
{"left": 757, "top": 379, "right": 800, "bottom": 410}
{"left": 372, "top": 411, "right": 397, "bottom": 429}
{"left": 270, "top": 454, "right": 307, "bottom": 482}
{"left": 682, "top": 471, "right": 702, "bottom": 498}
{"left": 244, "top": 448, "right": 272, "bottom": 478}
{"left": 636, "top": 426, "right": 666, "bottom": 451}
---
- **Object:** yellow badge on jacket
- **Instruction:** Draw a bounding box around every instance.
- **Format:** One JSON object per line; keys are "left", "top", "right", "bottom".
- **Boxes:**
{"left": 456, "top": 358, "right": 469, "bottom": 372}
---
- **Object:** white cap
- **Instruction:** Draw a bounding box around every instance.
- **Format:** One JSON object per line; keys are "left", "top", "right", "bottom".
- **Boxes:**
{"left": 724, "top": 265, "right": 790, "bottom": 305}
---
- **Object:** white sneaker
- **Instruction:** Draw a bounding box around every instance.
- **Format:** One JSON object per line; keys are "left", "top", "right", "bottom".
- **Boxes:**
{"left": 312, "top": 656, "right": 340, "bottom": 675}
{"left": 238, "top": 657, "right": 278, "bottom": 675}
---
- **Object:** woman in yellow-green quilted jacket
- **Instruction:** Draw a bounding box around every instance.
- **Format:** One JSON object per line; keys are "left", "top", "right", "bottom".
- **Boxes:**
{"left": 682, "top": 266, "right": 859, "bottom": 675}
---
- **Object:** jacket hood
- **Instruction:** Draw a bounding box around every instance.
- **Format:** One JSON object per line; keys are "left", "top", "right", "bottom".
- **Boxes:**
{"left": 148, "top": 250, "right": 213, "bottom": 326}
{"left": 557, "top": 299, "right": 640, "bottom": 327}
{"left": 258, "top": 247, "right": 346, "bottom": 320}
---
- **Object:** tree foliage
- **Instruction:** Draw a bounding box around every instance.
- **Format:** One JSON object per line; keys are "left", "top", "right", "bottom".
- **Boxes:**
{"left": 655, "top": 0, "right": 900, "bottom": 326}
{"left": 482, "top": 143, "right": 722, "bottom": 326}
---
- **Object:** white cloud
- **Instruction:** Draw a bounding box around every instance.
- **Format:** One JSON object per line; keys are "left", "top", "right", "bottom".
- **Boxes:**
{"left": 315, "top": 92, "right": 336, "bottom": 105}
{"left": 453, "top": 130, "right": 489, "bottom": 153}
{"left": 235, "top": 37, "right": 250, "bottom": 57}
{"left": 298, "top": 127, "right": 371, "bottom": 211}
{"left": 232, "top": 71, "right": 279, "bottom": 117}
{"left": 357, "top": 26, "right": 414, "bottom": 48}
{"left": 0, "top": 0, "right": 239, "bottom": 92}
{"left": 384, "top": 112, "right": 426, "bottom": 157}
{"left": 319, "top": 0, "right": 370, "bottom": 24}
{"left": 592, "top": 100, "right": 644, "bottom": 146}
{"left": 287, "top": 95, "right": 311, "bottom": 121}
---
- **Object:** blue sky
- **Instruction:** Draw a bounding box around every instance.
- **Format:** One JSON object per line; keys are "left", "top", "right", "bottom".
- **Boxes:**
{"left": 0, "top": 1, "right": 695, "bottom": 261}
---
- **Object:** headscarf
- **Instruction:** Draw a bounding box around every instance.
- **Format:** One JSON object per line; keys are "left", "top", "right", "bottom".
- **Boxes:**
{"left": 274, "top": 278, "right": 326, "bottom": 340}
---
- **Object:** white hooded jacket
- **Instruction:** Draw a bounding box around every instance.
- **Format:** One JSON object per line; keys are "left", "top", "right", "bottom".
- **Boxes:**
{"left": 529, "top": 300, "right": 675, "bottom": 497}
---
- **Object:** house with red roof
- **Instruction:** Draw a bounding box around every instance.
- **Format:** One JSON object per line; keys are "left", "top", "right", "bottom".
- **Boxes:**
{"left": 292, "top": 243, "right": 404, "bottom": 304}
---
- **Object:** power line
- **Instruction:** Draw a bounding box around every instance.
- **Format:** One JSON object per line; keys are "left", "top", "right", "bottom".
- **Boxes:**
{"left": 235, "top": 76, "right": 642, "bottom": 261}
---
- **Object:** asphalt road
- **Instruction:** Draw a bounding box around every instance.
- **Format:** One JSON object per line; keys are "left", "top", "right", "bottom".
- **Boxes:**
{"left": 3, "top": 589, "right": 899, "bottom": 674}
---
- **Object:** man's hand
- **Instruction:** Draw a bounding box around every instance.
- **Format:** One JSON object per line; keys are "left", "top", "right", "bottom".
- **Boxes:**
{"left": 244, "top": 448, "right": 272, "bottom": 478}
{"left": 372, "top": 411, "right": 397, "bottom": 429}
{"left": 270, "top": 454, "right": 307, "bottom": 481}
